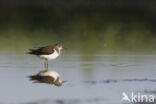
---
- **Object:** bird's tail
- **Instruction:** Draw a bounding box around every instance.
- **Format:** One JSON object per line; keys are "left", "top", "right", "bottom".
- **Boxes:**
{"left": 27, "top": 49, "right": 36, "bottom": 54}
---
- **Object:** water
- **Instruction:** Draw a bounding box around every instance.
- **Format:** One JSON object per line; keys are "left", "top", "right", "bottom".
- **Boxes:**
{"left": 0, "top": 51, "right": 156, "bottom": 104}
{"left": 0, "top": 1, "right": 156, "bottom": 104}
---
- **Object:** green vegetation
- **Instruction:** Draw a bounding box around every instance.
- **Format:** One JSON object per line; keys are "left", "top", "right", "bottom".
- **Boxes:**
{"left": 0, "top": 7, "right": 156, "bottom": 52}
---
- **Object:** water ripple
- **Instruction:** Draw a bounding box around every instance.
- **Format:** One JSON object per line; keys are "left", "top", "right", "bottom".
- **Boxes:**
{"left": 83, "top": 78, "right": 156, "bottom": 84}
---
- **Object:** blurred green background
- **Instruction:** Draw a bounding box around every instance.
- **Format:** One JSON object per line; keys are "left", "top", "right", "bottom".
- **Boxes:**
{"left": 0, "top": 0, "right": 156, "bottom": 52}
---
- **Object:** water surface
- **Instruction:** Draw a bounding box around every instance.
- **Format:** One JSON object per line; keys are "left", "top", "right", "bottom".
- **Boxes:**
{"left": 0, "top": 51, "right": 156, "bottom": 104}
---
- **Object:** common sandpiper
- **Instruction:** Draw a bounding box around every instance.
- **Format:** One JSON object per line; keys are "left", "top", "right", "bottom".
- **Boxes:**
{"left": 29, "top": 70, "right": 65, "bottom": 86}
{"left": 28, "top": 43, "right": 63, "bottom": 71}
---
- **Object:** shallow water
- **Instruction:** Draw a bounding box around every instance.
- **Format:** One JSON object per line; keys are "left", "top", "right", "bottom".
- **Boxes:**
{"left": 0, "top": 51, "right": 156, "bottom": 104}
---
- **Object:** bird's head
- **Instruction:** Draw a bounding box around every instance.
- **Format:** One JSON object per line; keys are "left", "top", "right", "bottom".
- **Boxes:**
{"left": 55, "top": 80, "right": 63, "bottom": 86}
{"left": 54, "top": 43, "right": 63, "bottom": 50}
{"left": 54, "top": 77, "right": 67, "bottom": 86}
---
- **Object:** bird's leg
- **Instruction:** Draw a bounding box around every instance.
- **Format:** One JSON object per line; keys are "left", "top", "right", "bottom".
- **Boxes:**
{"left": 45, "top": 59, "right": 48, "bottom": 71}
{"left": 44, "top": 61, "right": 46, "bottom": 69}
{"left": 47, "top": 60, "right": 48, "bottom": 70}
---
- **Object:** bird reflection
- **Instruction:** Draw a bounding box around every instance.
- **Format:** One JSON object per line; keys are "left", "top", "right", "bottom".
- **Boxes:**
{"left": 29, "top": 70, "right": 66, "bottom": 86}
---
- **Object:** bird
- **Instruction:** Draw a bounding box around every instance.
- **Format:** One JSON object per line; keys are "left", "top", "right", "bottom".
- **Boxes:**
{"left": 29, "top": 70, "right": 66, "bottom": 86}
{"left": 28, "top": 43, "right": 63, "bottom": 71}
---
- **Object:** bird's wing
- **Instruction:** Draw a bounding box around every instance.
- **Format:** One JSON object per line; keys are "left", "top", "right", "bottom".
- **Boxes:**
{"left": 28, "top": 46, "right": 54, "bottom": 55}
{"left": 29, "top": 75, "right": 55, "bottom": 84}
{"left": 38, "top": 46, "right": 55, "bottom": 55}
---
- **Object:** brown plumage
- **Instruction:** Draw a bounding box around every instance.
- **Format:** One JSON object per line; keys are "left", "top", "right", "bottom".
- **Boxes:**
{"left": 28, "top": 43, "right": 63, "bottom": 71}
{"left": 28, "top": 46, "right": 55, "bottom": 55}
{"left": 29, "top": 70, "right": 63, "bottom": 86}
{"left": 29, "top": 75, "right": 62, "bottom": 86}
{"left": 28, "top": 43, "right": 62, "bottom": 55}
{"left": 29, "top": 75, "right": 55, "bottom": 83}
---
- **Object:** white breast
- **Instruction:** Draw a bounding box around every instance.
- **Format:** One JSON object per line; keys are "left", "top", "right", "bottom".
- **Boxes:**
{"left": 38, "top": 70, "right": 60, "bottom": 82}
{"left": 39, "top": 49, "right": 59, "bottom": 61}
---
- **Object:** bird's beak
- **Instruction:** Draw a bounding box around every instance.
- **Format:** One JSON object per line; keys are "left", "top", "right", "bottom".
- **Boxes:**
{"left": 62, "top": 80, "right": 68, "bottom": 83}
{"left": 63, "top": 47, "right": 68, "bottom": 50}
